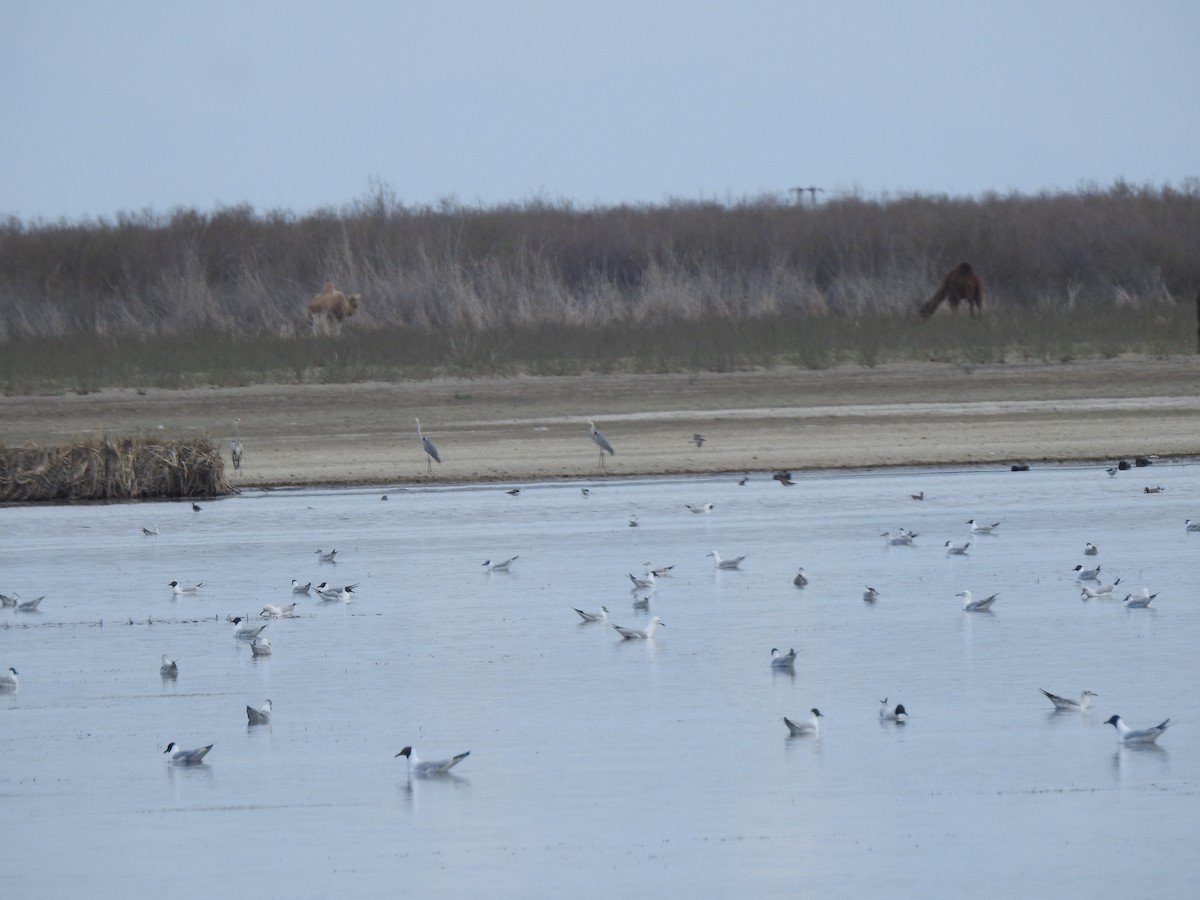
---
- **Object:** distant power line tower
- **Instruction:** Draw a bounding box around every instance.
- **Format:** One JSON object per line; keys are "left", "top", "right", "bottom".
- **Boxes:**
{"left": 790, "top": 186, "right": 825, "bottom": 205}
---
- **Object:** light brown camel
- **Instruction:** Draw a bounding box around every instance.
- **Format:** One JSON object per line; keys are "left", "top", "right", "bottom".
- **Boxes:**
{"left": 306, "top": 282, "right": 362, "bottom": 335}
{"left": 919, "top": 263, "right": 984, "bottom": 319}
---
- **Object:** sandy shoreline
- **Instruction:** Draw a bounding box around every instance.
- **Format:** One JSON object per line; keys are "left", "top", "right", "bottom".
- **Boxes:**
{"left": 3, "top": 356, "right": 1198, "bottom": 488}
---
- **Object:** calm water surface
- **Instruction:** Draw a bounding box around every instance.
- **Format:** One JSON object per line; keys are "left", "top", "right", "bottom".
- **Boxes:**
{"left": 2, "top": 464, "right": 1198, "bottom": 898}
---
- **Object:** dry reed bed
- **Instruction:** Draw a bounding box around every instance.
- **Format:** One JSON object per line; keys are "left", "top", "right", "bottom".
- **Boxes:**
{"left": 0, "top": 436, "right": 231, "bottom": 502}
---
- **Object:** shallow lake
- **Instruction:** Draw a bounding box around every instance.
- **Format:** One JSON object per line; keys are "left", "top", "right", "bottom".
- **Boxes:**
{"left": 3, "top": 463, "right": 1198, "bottom": 898}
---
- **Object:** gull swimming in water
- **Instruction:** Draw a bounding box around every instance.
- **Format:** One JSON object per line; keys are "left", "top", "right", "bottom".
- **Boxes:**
{"left": 1186, "top": 519, "right": 1200, "bottom": 533}
{"left": 142, "top": 525, "right": 160, "bottom": 536}
{"left": 879, "top": 699, "right": 908, "bottom": 722}
{"left": 1123, "top": 589, "right": 1158, "bottom": 608}
{"left": 958, "top": 590, "right": 998, "bottom": 612}
{"left": 250, "top": 637, "right": 272, "bottom": 657}
{"left": 967, "top": 519, "right": 1000, "bottom": 535}
{"left": 164, "top": 742, "right": 213, "bottom": 765}
{"left": 160, "top": 655, "right": 178, "bottom": 678}
{"left": 291, "top": 580, "right": 312, "bottom": 595}
{"left": 15, "top": 595, "right": 44, "bottom": 612}
{"left": 643, "top": 563, "right": 675, "bottom": 578}
{"left": 260, "top": 602, "right": 297, "bottom": 619}
{"left": 628, "top": 571, "right": 656, "bottom": 591}
{"left": 0, "top": 667, "right": 18, "bottom": 691}
{"left": 573, "top": 606, "right": 608, "bottom": 623}
{"left": 483, "top": 556, "right": 519, "bottom": 573}
{"left": 628, "top": 515, "right": 639, "bottom": 528}
{"left": 881, "top": 531, "right": 913, "bottom": 546}
{"left": 169, "top": 581, "right": 203, "bottom": 596}
{"left": 1081, "top": 578, "right": 1121, "bottom": 599}
{"left": 685, "top": 502, "right": 714, "bottom": 514}
{"left": 1040, "top": 688, "right": 1097, "bottom": 711}
{"left": 1073, "top": 564, "right": 1101, "bottom": 581}
{"left": 588, "top": 419, "right": 615, "bottom": 468}
{"left": 1104, "top": 714, "right": 1171, "bottom": 745}
{"left": 945, "top": 540, "right": 971, "bottom": 555}
{"left": 395, "top": 745, "right": 471, "bottom": 777}
{"left": 231, "top": 617, "right": 268, "bottom": 640}
{"left": 793, "top": 568, "right": 808, "bottom": 588}
{"left": 783, "top": 709, "right": 823, "bottom": 736}
{"left": 613, "top": 617, "right": 664, "bottom": 640}
{"left": 770, "top": 648, "right": 797, "bottom": 669}
{"left": 1084, "top": 542, "right": 1099, "bottom": 556}
{"left": 246, "top": 699, "right": 272, "bottom": 725}
{"left": 706, "top": 550, "right": 745, "bottom": 570}
{"left": 316, "top": 583, "right": 358, "bottom": 602}
{"left": 0, "top": 592, "right": 18, "bottom": 607}
{"left": 863, "top": 587, "right": 880, "bottom": 603}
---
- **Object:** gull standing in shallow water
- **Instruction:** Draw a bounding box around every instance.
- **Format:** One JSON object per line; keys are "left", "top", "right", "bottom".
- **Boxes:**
{"left": 706, "top": 550, "right": 745, "bottom": 570}
{"left": 250, "top": 637, "right": 272, "bottom": 657}
{"left": 1084, "top": 542, "right": 1099, "bottom": 556}
{"left": 770, "top": 648, "right": 797, "bottom": 669}
{"left": 1081, "top": 578, "right": 1121, "bottom": 599}
{"left": 231, "top": 617, "right": 268, "bottom": 640}
{"left": 793, "top": 568, "right": 808, "bottom": 588}
{"left": 1073, "top": 564, "right": 1101, "bottom": 581}
{"left": 160, "top": 655, "right": 178, "bottom": 678}
{"left": 945, "top": 541, "right": 970, "bottom": 555}
{"left": 395, "top": 746, "right": 470, "bottom": 776}
{"left": 863, "top": 587, "right": 880, "bottom": 603}
{"left": 879, "top": 699, "right": 908, "bottom": 722}
{"left": 246, "top": 699, "right": 272, "bottom": 725}
{"left": 1104, "top": 715, "right": 1171, "bottom": 745}
{"left": 291, "top": 580, "right": 312, "bottom": 595}
{"left": 15, "top": 595, "right": 44, "bottom": 612}
{"left": 573, "top": 606, "right": 608, "bottom": 623}
{"left": 958, "top": 590, "right": 998, "bottom": 612}
{"left": 483, "top": 556, "right": 519, "bottom": 573}
{"left": 0, "top": 667, "right": 18, "bottom": 691}
{"left": 967, "top": 519, "right": 1000, "bottom": 535}
{"left": 783, "top": 709, "right": 823, "bottom": 736}
{"left": 1040, "top": 689, "right": 1097, "bottom": 711}
{"left": 613, "top": 617, "right": 664, "bottom": 640}
{"left": 169, "top": 581, "right": 203, "bottom": 596}
{"left": 1186, "top": 519, "right": 1200, "bottom": 532}
{"left": 882, "top": 531, "right": 913, "bottom": 546}
{"left": 164, "top": 742, "right": 213, "bottom": 765}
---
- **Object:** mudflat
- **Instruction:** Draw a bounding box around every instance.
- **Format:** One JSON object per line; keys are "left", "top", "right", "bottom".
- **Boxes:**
{"left": 3, "top": 356, "right": 1198, "bottom": 487}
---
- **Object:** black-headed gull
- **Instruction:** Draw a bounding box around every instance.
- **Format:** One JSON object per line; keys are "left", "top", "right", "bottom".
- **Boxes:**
{"left": 315, "top": 548, "right": 338, "bottom": 563}
{"left": 613, "top": 617, "right": 664, "bottom": 640}
{"left": 142, "top": 525, "right": 160, "bottom": 536}
{"left": 15, "top": 595, "right": 44, "bottom": 612}
{"left": 316, "top": 583, "right": 358, "bottom": 601}
{"left": 291, "top": 580, "right": 312, "bottom": 595}
{"left": 483, "top": 556, "right": 519, "bottom": 573}
{"left": 706, "top": 550, "right": 745, "bottom": 570}
{"left": 685, "top": 502, "right": 714, "bottom": 514}
{"left": 945, "top": 540, "right": 970, "bottom": 555}
{"left": 160, "top": 655, "right": 178, "bottom": 678}
{"left": 628, "top": 572, "right": 656, "bottom": 591}
{"left": 793, "top": 568, "right": 808, "bottom": 588}
{"left": 164, "top": 742, "right": 213, "bottom": 765}
{"left": 863, "top": 587, "right": 880, "bottom": 603}
{"left": 1084, "top": 542, "right": 1099, "bottom": 556}
{"left": 231, "top": 617, "right": 268, "bottom": 640}
{"left": 628, "top": 515, "right": 639, "bottom": 528}
{"left": 1040, "top": 688, "right": 1096, "bottom": 711}
{"left": 879, "top": 699, "right": 908, "bottom": 722}
{"left": 573, "top": 606, "right": 608, "bottom": 623}
{"left": 1123, "top": 589, "right": 1158, "bottom": 609}
{"left": 395, "top": 745, "right": 470, "bottom": 776}
{"left": 169, "top": 581, "right": 203, "bottom": 596}
{"left": 246, "top": 699, "right": 272, "bottom": 725}
{"left": 1186, "top": 519, "right": 1200, "bottom": 533}
{"left": 958, "top": 590, "right": 998, "bottom": 612}
{"left": 1104, "top": 714, "right": 1171, "bottom": 744}
{"left": 0, "top": 592, "right": 18, "bottom": 607}
{"left": 770, "top": 648, "right": 797, "bottom": 669}
{"left": 643, "top": 563, "right": 675, "bottom": 578}
{"left": 250, "top": 637, "right": 272, "bottom": 657}
{"left": 1081, "top": 578, "right": 1121, "bottom": 599}
{"left": 967, "top": 519, "right": 1000, "bottom": 534}
{"left": 0, "top": 667, "right": 17, "bottom": 691}
{"left": 260, "top": 602, "right": 297, "bottom": 619}
{"left": 1072, "top": 564, "right": 1101, "bottom": 581}
{"left": 783, "top": 709, "right": 823, "bottom": 736}
{"left": 1143, "top": 485, "right": 1164, "bottom": 494}
{"left": 881, "top": 531, "right": 913, "bottom": 546}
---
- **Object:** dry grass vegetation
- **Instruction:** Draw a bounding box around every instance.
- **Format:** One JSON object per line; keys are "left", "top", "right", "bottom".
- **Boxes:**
{"left": 1, "top": 181, "right": 1197, "bottom": 393}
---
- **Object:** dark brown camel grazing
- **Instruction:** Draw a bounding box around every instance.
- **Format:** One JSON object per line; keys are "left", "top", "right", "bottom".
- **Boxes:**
{"left": 919, "top": 263, "right": 984, "bottom": 319}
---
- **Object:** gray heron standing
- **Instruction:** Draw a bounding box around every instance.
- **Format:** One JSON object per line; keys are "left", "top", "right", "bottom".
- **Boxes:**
{"left": 230, "top": 418, "right": 243, "bottom": 470}
{"left": 416, "top": 417, "right": 441, "bottom": 472}
{"left": 588, "top": 419, "right": 615, "bottom": 469}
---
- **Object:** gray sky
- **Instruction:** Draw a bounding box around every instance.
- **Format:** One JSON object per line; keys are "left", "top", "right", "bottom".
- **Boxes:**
{"left": 2, "top": 1, "right": 1197, "bottom": 222}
